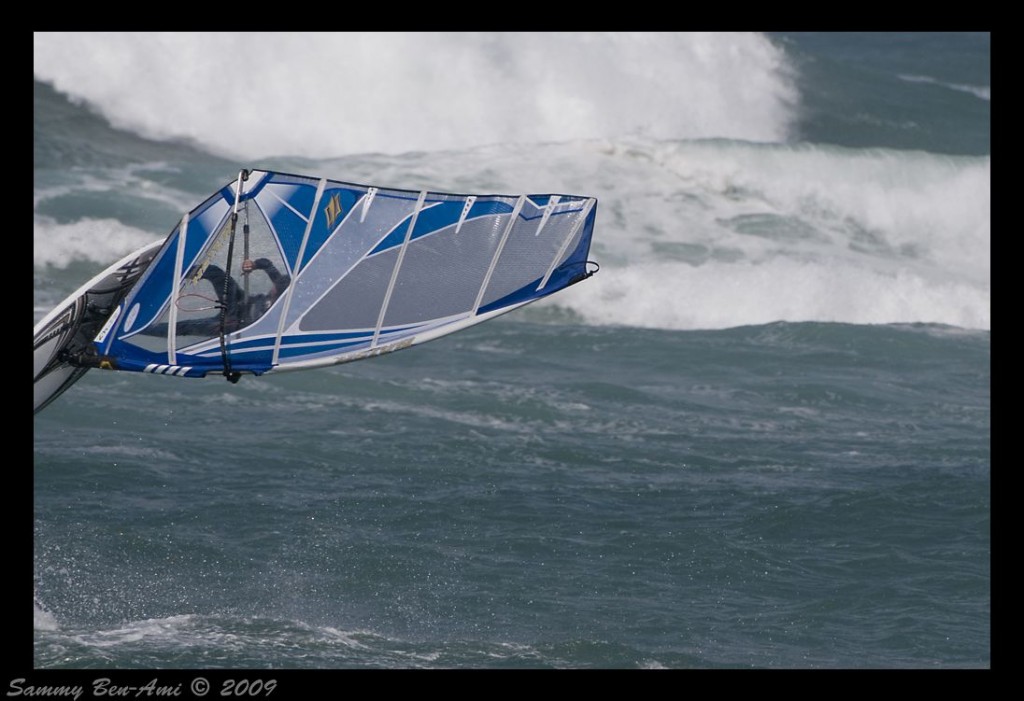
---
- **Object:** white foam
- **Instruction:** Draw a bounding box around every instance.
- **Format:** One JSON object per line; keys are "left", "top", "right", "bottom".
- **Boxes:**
{"left": 540, "top": 140, "right": 990, "bottom": 331}
{"left": 33, "top": 215, "right": 161, "bottom": 268}
{"left": 34, "top": 600, "right": 60, "bottom": 631}
{"left": 77, "top": 615, "right": 198, "bottom": 647}
{"left": 557, "top": 257, "right": 990, "bottom": 331}
{"left": 898, "top": 74, "right": 991, "bottom": 101}
{"left": 33, "top": 32, "right": 798, "bottom": 159}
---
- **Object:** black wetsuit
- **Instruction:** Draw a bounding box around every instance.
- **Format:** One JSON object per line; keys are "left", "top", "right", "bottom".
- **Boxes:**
{"left": 143, "top": 259, "right": 291, "bottom": 338}
{"left": 200, "top": 258, "right": 291, "bottom": 329}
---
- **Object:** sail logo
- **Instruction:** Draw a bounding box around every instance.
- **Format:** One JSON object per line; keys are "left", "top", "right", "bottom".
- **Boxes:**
{"left": 337, "top": 337, "right": 415, "bottom": 364}
{"left": 324, "top": 193, "right": 344, "bottom": 228}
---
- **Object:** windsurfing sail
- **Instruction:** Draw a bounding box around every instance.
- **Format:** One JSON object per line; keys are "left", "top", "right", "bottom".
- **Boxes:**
{"left": 38, "top": 168, "right": 597, "bottom": 406}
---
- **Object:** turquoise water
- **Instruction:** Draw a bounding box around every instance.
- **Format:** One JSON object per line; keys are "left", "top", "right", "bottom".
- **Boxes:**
{"left": 30, "top": 32, "right": 990, "bottom": 676}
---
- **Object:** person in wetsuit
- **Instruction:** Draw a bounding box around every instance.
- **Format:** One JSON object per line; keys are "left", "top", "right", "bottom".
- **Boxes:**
{"left": 140, "top": 258, "right": 291, "bottom": 339}
{"left": 199, "top": 257, "right": 291, "bottom": 329}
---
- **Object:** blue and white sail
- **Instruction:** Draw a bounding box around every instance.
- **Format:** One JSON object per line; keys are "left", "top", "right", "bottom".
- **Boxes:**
{"left": 87, "top": 169, "right": 598, "bottom": 381}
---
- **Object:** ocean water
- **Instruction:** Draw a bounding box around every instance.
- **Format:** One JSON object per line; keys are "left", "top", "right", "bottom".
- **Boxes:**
{"left": 30, "top": 32, "right": 989, "bottom": 675}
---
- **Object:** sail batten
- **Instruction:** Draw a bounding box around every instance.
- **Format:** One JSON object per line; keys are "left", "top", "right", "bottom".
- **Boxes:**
{"left": 473, "top": 195, "right": 525, "bottom": 316}
{"left": 374, "top": 190, "right": 427, "bottom": 348}
{"left": 167, "top": 212, "right": 189, "bottom": 364}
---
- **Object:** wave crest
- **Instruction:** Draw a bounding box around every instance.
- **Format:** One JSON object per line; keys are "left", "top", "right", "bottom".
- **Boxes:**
{"left": 34, "top": 32, "right": 799, "bottom": 159}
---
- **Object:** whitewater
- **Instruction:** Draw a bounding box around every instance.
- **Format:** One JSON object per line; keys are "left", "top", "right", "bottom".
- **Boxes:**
{"left": 33, "top": 33, "right": 990, "bottom": 333}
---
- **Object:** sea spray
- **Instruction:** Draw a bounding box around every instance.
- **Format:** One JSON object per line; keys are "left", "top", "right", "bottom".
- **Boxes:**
{"left": 34, "top": 32, "right": 799, "bottom": 159}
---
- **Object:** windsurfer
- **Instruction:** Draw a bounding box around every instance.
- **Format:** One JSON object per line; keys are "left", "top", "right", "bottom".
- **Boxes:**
{"left": 197, "top": 258, "right": 291, "bottom": 328}
{"left": 138, "top": 258, "right": 291, "bottom": 339}
{"left": 199, "top": 256, "right": 290, "bottom": 317}
{"left": 241, "top": 258, "right": 291, "bottom": 312}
